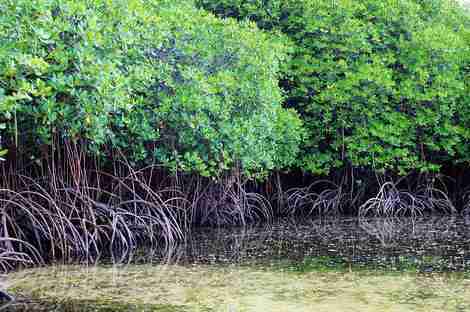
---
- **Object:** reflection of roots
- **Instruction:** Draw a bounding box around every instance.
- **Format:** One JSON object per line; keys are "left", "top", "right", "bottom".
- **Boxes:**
{"left": 182, "top": 223, "right": 274, "bottom": 263}
{"left": 0, "top": 164, "right": 275, "bottom": 270}
{"left": 298, "top": 218, "right": 346, "bottom": 240}
{"left": 359, "top": 216, "right": 460, "bottom": 248}
{"left": 283, "top": 181, "right": 347, "bottom": 216}
{"left": 359, "top": 181, "right": 455, "bottom": 217}
{"left": 358, "top": 218, "right": 407, "bottom": 247}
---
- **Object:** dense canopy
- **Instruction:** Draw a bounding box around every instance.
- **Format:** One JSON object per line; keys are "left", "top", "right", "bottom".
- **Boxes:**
{"left": 0, "top": 0, "right": 302, "bottom": 177}
{"left": 1, "top": 0, "right": 470, "bottom": 274}
{"left": 198, "top": 0, "right": 470, "bottom": 175}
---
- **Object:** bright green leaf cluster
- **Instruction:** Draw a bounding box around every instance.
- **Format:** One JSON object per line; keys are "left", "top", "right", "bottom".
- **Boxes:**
{"left": 0, "top": 0, "right": 302, "bottom": 177}
{"left": 198, "top": 0, "right": 470, "bottom": 175}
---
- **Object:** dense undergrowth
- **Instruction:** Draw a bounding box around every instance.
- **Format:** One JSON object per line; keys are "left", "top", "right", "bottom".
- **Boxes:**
{"left": 0, "top": 0, "right": 469, "bottom": 270}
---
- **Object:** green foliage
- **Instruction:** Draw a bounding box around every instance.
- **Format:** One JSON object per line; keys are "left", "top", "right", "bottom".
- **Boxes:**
{"left": 0, "top": 0, "right": 302, "bottom": 177}
{"left": 198, "top": 0, "right": 470, "bottom": 175}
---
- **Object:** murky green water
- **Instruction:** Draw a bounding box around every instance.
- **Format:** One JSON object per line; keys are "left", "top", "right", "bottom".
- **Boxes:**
{"left": 5, "top": 217, "right": 470, "bottom": 311}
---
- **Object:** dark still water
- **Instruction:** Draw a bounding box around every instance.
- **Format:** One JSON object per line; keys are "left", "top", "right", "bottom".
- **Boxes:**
{"left": 5, "top": 216, "right": 470, "bottom": 312}
{"left": 168, "top": 216, "right": 470, "bottom": 272}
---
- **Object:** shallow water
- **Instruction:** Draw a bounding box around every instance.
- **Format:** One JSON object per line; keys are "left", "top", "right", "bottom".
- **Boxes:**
{"left": 5, "top": 216, "right": 470, "bottom": 311}
{"left": 7, "top": 264, "right": 470, "bottom": 312}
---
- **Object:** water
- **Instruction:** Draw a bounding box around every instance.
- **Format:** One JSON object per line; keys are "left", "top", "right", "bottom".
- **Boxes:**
{"left": 5, "top": 216, "right": 470, "bottom": 311}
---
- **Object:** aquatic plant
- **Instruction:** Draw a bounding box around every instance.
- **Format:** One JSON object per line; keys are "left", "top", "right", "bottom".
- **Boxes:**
{"left": 0, "top": 0, "right": 301, "bottom": 269}
{"left": 360, "top": 181, "right": 428, "bottom": 217}
{"left": 358, "top": 177, "right": 456, "bottom": 217}
{"left": 0, "top": 152, "right": 184, "bottom": 267}
{"left": 9, "top": 261, "right": 470, "bottom": 311}
{"left": 0, "top": 238, "right": 42, "bottom": 273}
{"left": 0, "top": 142, "right": 279, "bottom": 269}
{"left": 359, "top": 181, "right": 428, "bottom": 217}
{"left": 188, "top": 178, "right": 273, "bottom": 226}
{"left": 198, "top": 0, "right": 470, "bottom": 217}
{"left": 0, "top": 0, "right": 468, "bottom": 273}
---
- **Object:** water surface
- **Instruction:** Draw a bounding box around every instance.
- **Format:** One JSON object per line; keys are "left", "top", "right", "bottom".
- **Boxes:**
{"left": 5, "top": 217, "right": 470, "bottom": 311}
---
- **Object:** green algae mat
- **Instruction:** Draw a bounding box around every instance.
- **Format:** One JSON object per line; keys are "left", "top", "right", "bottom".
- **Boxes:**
{"left": 5, "top": 264, "right": 470, "bottom": 311}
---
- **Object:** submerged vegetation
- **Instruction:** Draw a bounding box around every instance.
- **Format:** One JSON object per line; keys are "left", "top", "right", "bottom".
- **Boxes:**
{"left": 7, "top": 216, "right": 470, "bottom": 311}
{"left": 0, "top": 0, "right": 469, "bottom": 271}
{"left": 0, "top": 0, "right": 299, "bottom": 267}
{"left": 7, "top": 264, "right": 470, "bottom": 312}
